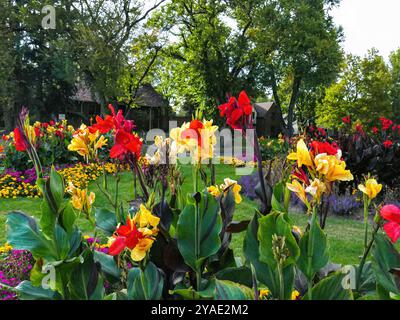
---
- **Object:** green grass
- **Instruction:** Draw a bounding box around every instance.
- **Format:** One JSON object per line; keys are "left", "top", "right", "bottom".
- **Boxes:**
{"left": 0, "top": 164, "right": 367, "bottom": 265}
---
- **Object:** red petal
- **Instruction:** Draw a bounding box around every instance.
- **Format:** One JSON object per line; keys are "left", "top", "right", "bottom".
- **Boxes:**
{"left": 381, "top": 205, "right": 400, "bottom": 224}
{"left": 383, "top": 222, "right": 400, "bottom": 243}
{"left": 108, "top": 237, "right": 126, "bottom": 255}
{"left": 110, "top": 144, "right": 126, "bottom": 158}
{"left": 238, "top": 91, "right": 251, "bottom": 108}
{"left": 230, "top": 108, "right": 244, "bottom": 124}
{"left": 243, "top": 104, "right": 253, "bottom": 116}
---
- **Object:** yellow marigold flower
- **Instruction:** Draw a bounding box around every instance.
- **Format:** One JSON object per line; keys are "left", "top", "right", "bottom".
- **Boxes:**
{"left": 291, "top": 290, "right": 300, "bottom": 300}
{"left": 358, "top": 178, "right": 382, "bottom": 200}
{"left": 287, "top": 139, "right": 313, "bottom": 168}
{"left": 287, "top": 180, "right": 308, "bottom": 207}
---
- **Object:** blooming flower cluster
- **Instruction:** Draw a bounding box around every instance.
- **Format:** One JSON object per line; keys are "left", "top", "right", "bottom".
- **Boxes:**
{"left": 169, "top": 118, "right": 218, "bottom": 163}
{"left": 0, "top": 249, "right": 34, "bottom": 300}
{"left": 208, "top": 178, "right": 242, "bottom": 204}
{"left": 286, "top": 139, "right": 353, "bottom": 209}
{"left": 0, "top": 162, "right": 127, "bottom": 198}
{"left": 83, "top": 236, "right": 109, "bottom": 254}
{"left": 108, "top": 204, "right": 160, "bottom": 262}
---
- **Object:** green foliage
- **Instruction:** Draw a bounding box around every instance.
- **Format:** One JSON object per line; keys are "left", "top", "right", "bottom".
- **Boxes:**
{"left": 127, "top": 262, "right": 164, "bottom": 300}
{"left": 317, "top": 51, "right": 393, "bottom": 128}
{"left": 176, "top": 191, "right": 222, "bottom": 273}
{"left": 297, "top": 214, "right": 329, "bottom": 280}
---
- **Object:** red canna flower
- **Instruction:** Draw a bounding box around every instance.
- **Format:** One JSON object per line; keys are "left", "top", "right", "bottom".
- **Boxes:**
{"left": 181, "top": 119, "right": 204, "bottom": 146}
{"left": 49, "top": 120, "right": 55, "bottom": 126}
{"left": 13, "top": 128, "right": 28, "bottom": 151}
{"left": 380, "top": 117, "right": 393, "bottom": 131}
{"left": 355, "top": 123, "right": 364, "bottom": 133}
{"left": 317, "top": 127, "right": 326, "bottom": 136}
{"left": 218, "top": 91, "right": 253, "bottom": 131}
{"left": 91, "top": 104, "right": 136, "bottom": 134}
{"left": 310, "top": 141, "right": 339, "bottom": 156}
{"left": 110, "top": 130, "right": 142, "bottom": 160}
{"left": 342, "top": 116, "right": 351, "bottom": 124}
{"left": 383, "top": 140, "right": 393, "bottom": 149}
{"left": 109, "top": 216, "right": 143, "bottom": 256}
{"left": 381, "top": 205, "right": 400, "bottom": 243}
{"left": 41, "top": 122, "right": 49, "bottom": 129}
{"left": 292, "top": 167, "right": 310, "bottom": 185}
{"left": 372, "top": 127, "right": 379, "bottom": 134}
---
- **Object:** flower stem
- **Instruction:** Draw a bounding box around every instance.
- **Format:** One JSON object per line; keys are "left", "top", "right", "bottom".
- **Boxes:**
{"left": 356, "top": 223, "right": 380, "bottom": 292}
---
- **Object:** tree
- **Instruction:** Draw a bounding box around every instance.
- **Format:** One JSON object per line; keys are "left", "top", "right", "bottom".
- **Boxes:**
{"left": 389, "top": 48, "right": 400, "bottom": 121}
{"left": 150, "top": 0, "right": 261, "bottom": 118}
{"left": 253, "top": 0, "right": 343, "bottom": 135}
{"left": 316, "top": 51, "right": 393, "bottom": 128}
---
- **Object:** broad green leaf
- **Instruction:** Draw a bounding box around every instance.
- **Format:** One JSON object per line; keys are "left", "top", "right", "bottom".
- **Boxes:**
{"left": 6, "top": 212, "right": 57, "bottom": 260}
{"left": 243, "top": 213, "right": 295, "bottom": 300}
{"left": 176, "top": 191, "right": 222, "bottom": 273}
{"left": 271, "top": 182, "right": 286, "bottom": 213}
{"left": 68, "top": 250, "right": 101, "bottom": 300}
{"left": 95, "top": 208, "right": 117, "bottom": 236}
{"left": 297, "top": 215, "right": 329, "bottom": 280}
{"left": 258, "top": 212, "right": 299, "bottom": 268}
{"left": 94, "top": 251, "right": 121, "bottom": 278}
{"left": 16, "top": 281, "right": 62, "bottom": 300}
{"left": 215, "top": 266, "right": 253, "bottom": 288}
{"left": 214, "top": 279, "right": 253, "bottom": 300}
{"left": 170, "top": 278, "right": 216, "bottom": 299}
{"left": 303, "top": 272, "right": 353, "bottom": 300}
{"left": 49, "top": 167, "right": 64, "bottom": 210}
{"left": 62, "top": 203, "right": 77, "bottom": 235}
{"left": 372, "top": 233, "right": 400, "bottom": 295}
{"left": 127, "top": 262, "right": 164, "bottom": 300}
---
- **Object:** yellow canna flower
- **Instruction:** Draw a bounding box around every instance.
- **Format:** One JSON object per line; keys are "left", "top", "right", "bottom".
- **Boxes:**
{"left": 94, "top": 135, "right": 108, "bottom": 150}
{"left": 324, "top": 157, "right": 353, "bottom": 182}
{"left": 291, "top": 290, "right": 300, "bottom": 300}
{"left": 220, "top": 178, "right": 242, "bottom": 204}
{"left": 287, "top": 139, "right": 313, "bottom": 168}
{"left": 68, "top": 135, "right": 89, "bottom": 157}
{"left": 208, "top": 185, "right": 221, "bottom": 197}
{"left": 131, "top": 237, "right": 155, "bottom": 262}
{"left": 67, "top": 182, "right": 95, "bottom": 214}
{"left": 305, "top": 178, "right": 327, "bottom": 202}
{"left": 133, "top": 204, "right": 160, "bottom": 230}
{"left": 358, "top": 178, "right": 382, "bottom": 200}
{"left": 287, "top": 180, "right": 308, "bottom": 207}
{"left": 259, "top": 289, "right": 270, "bottom": 299}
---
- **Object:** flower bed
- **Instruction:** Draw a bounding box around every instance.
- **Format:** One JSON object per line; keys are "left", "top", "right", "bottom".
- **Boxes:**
{"left": 1, "top": 95, "right": 400, "bottom": 301}
{"left": 0, "top": 162, "right": 124, "bottom": 198}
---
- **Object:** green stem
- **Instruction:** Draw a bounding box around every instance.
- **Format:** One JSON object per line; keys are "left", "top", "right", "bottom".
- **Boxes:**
{"left": 363, "top": 196, "right": 370, "bottom": 250}
{"left": 307, "top": 206, "right": 318, "bottom": 300}
{"left": 140, "top": 266, "right": 149, "bottom": 300}
{"left": 357, "top": 223, "right": 380, "bottom": 291}
{"left": 277, "top": 263, "right": 285, "bottom": 300}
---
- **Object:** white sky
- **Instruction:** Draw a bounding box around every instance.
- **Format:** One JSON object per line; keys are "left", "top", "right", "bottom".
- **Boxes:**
{"left": 332, "top": 0, "right": 400, "bottom": 58}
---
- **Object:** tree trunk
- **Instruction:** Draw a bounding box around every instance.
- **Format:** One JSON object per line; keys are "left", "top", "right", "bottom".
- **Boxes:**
{"left": 286, "top": 76, "right": 302, "bottom": 137}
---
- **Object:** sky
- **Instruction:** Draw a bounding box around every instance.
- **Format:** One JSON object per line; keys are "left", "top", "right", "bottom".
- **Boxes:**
{"left": 331, "top": 0, "right": 400, "bottom": 58}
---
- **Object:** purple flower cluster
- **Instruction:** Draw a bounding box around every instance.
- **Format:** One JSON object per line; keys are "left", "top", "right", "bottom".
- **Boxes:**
{"left": 327, "top": 194, "right": 362, "bottom": 216}
{"left": 238, "top": 172, "right": 259, "bottom": 200}
{"left": 84, "top": 237, "right": 109, "bottom": 254}
{"left": 4, "top": 168, "right": 37, "bottom": 184}
{"left": 0, "top": 250, "right": 34, "bottom": 300}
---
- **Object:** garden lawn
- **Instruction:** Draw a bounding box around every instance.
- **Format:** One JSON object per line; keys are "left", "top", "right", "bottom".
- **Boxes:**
{"left": 0, "top": 164, "right": 367, "bottom": 265}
